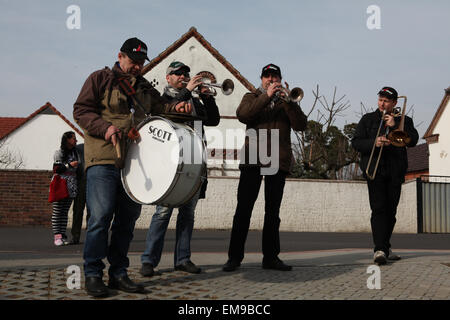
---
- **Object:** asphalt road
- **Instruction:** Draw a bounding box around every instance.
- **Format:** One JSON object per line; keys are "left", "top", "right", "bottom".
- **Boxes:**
{"left": 1, "top": 227, "right": 450, "bottom": 261}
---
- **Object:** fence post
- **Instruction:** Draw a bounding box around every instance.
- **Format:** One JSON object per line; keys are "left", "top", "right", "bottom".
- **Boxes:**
{"left": 416, "top": 176, "right": 423, "bottom": 233}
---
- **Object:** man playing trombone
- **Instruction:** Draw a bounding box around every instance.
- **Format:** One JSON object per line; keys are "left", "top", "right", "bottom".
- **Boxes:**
{"left": 140, "top": 61, "right": 220, "bottom": 276}
{"left": 352, "top": 87, "right": 418, "bottom": 265}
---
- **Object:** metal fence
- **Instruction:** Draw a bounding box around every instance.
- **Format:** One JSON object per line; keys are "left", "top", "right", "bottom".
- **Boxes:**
{"left": 417, "top": 175, "right": 450, "bottom": 233}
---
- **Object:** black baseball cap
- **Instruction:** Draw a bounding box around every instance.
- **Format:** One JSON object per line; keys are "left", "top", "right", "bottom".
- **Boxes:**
{"left": 261, "top": 63, "right": 282, "bottom": 78}
{"left": 120, "top": 37, "right": 150, "bottom": 62}
{"left": 378, "top": 86, "right": 398, "bottom": 100}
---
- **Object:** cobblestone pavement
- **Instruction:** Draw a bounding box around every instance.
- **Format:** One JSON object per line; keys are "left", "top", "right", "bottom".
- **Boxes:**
{"left": 1, "top": 249, "right": 449, "bottom": 300}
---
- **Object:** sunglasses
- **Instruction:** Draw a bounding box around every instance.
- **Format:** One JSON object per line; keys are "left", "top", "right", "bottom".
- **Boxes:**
{"left": 171, "top": 70, "right": 189, "bottom": 77}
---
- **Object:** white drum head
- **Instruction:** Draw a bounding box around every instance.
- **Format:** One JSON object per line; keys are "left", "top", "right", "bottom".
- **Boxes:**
{"left": 122, "top": 118, "right": 181, "bottom": 204}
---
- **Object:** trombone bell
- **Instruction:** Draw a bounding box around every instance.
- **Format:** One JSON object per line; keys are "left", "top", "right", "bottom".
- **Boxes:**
{"left": 386, "top": 96, "right": 411, "bottom": 147}
{"left": 388, "top": 131, "right": 411, "bottom": 147}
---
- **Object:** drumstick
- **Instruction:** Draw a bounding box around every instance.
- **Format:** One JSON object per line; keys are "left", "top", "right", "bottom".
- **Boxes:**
{"left": 115, "top": 139, "right": 121, "bottom": 160}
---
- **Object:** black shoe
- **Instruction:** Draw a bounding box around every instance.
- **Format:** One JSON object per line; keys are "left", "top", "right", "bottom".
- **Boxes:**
{"left": 69, "top": 239, "right": 80, "bottom": 245}
{"left": 85, "top": 277, "right": 109, "bottom": 297}
{"left": 222, "top": 260, "right": 241, "bottom": 272}
{"left": 175, "top": 261, "right": 202, "bottom": 274}
{"left": 262, "top": 258, "right": 292, "bottom": 271}
{"left": 108, "top": 275, "right": 145, "bottom": 293}
{"left": 140, "top": 263, "right": 155, "bottom": 277}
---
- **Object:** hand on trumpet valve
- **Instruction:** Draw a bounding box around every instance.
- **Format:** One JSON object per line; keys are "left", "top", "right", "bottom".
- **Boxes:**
{"left": 267, "top": 81, "right": 283, "bottom": 98}
{"left": 375, "top": 136, "right": 391, "bottom": 147}
{"left": 185, "top": 75, "right": 204, "bottom": 92}
{"left": 175, "top": 101, "right": 192, "bottom": 114}
{"left": 383, "top": 113, "right": 395, "bottom": 128}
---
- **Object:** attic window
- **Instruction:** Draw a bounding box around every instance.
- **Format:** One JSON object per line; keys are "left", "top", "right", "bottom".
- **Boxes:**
{"left": 197, "top": 71, "right": 216, "bottom": 84}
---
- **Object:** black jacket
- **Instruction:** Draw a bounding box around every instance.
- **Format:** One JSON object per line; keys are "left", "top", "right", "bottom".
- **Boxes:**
{"left": 351, "top": 109, "right": 418, "bottom": 184}
{"left": 163, "top": 88, "right": 220, "bottom": 198}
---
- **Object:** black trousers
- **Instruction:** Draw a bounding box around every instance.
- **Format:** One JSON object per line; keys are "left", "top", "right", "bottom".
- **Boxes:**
{"left": 71, "top": 175, "right": 88, "bottom": 242}
{"left": 227, "top": 166, "right": 287, "bottom": 262}
{"left": 367, "top": 175, "right": 402, "bottom": 255}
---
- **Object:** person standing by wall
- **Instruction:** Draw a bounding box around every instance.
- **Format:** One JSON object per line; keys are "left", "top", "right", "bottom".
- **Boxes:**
{"left": 51, "top": 131, "right": 79, "bottom": 246}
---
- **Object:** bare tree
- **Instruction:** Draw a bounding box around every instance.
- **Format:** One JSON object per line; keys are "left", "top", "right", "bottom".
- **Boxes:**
{"left": 0, "top": 138, "right": 24, "bottom": 169}
{"left": 291, "top": 85, "right": 359, "bottom": 180}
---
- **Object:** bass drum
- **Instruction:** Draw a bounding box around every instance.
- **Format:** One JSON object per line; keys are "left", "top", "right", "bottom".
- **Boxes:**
{"left": 121, "top": 116, "right": 206, "bottom": 207}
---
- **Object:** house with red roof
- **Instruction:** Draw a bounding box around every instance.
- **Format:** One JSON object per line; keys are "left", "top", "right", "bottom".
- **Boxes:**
{"left": 0, "top": 102, "right": 83, "bottom": 170}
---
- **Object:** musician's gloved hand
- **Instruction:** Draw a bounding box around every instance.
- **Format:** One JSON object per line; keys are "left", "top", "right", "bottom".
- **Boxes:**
{"left": 105, "top": 125, "right": 122, "bottom": 146}
{"left": 175, "top": 101, "right": 192, "bottom": 113}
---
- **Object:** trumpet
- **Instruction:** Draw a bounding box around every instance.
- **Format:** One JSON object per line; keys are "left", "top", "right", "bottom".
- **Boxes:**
{"left": 271, "top": 82, "right": 304, "bottom": 103}
{"left": 182, "top": 78, "right": 234, "bottom": 96}
{"left": 365, "top": 96, "right": 411, "bottom": 180}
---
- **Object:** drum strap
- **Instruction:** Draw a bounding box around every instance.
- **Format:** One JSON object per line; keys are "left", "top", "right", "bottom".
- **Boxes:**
{"left": 117, "top": 77, "right": 150, "bottom": 118}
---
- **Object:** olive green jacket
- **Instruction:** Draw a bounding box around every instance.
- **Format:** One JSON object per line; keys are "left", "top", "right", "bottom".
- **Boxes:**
{"left": 73, "top": 63, "right": 176, "bottom": 169}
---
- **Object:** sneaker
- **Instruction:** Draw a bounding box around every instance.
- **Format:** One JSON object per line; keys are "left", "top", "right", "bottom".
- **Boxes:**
{"left": 140, "top": 263, "right": 155, "bottom": 277}
{"left": 373, "top": 250, "right": 387, "bottom": 265}
{"left": 175, "top": 261, "right": 202, "bottom": 274}
{"left": 387, "top": 249, "right": 401, "bottom": 261}
{"left": 262, "top": 258, "right": 292, "bottom": 271}
{"left": 54, "top": 234, "right": 63, "bottom": 246}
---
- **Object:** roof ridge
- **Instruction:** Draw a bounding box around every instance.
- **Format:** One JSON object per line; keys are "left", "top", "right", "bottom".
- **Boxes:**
{"left": 0, "top": 102, "right": 84, "bottom": 140}
{"left": 142, "top": 26, "right": 256, "bottom": 92}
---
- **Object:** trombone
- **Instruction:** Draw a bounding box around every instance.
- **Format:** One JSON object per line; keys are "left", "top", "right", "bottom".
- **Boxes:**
{"left": 365, "top": 96, "right": 411, "bottom": 180}
{"left": 182, "top": 78, "right": 234, "bottom": 96}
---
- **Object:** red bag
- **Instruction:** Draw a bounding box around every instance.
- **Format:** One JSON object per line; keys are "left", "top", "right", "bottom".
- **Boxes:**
{"left": 48, "top": 174, "right": 69, "bottom": 203}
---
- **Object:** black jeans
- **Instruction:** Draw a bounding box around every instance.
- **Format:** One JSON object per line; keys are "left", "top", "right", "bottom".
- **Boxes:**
{"left": 227, "top": 167, "right": 287, "bottom": 263}
{"left": 367, "top": 175, "right": 402, "bottom": 255}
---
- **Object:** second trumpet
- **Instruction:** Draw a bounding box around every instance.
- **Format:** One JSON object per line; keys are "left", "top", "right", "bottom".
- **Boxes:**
{"left": 272, "top": 83, "right": 304, "bottom": 103}
{"left": 183, "top": 78, "right": 234, "bottom": 96}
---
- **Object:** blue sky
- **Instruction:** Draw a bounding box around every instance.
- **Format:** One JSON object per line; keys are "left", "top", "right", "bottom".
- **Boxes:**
{"left": 1, "top": 0, "right": 449, "bottom": 140}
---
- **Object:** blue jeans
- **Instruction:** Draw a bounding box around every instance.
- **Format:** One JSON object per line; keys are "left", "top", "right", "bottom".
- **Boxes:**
{"left": 141, "top": 191, "right": 200, "bottom": 267}
{"left": 83, "top": 165, "right": 141, "bottom": 278}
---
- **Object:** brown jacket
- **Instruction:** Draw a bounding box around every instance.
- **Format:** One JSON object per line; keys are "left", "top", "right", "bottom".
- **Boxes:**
{"left": 236, "top": 89, "right": 307, "bottom": 173}
{"left": 73, "top": 63, "right": 175, "bottom": 169}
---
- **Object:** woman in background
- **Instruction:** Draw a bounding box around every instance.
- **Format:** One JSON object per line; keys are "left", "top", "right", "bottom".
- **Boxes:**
{"left": 52, "top": 131, "right": 79, "bottom": 246}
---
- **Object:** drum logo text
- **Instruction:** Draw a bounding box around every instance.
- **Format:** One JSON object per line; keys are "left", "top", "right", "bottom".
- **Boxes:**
{"left": 148, "top": 125, "right": 172, "bottom": 143}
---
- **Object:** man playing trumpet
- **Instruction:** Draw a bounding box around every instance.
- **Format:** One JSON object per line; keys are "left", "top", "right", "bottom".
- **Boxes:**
{"left": 140, "top": 61, "right": 220, "bottom": 276}
{"left": 352, "top": 87, "right": 418, "bottom": 265}
{"left": 223, "top": 63, "right": 307, "bottom": 272}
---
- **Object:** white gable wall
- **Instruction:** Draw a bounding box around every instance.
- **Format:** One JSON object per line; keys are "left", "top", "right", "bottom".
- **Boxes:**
{"left": 144, "top": 37, "right": 250, "bottom": 175}
{"left": 3, "top": 114, "right": 84, "bottom": 170}
{"left": 144, "top": 37, "right": 249, "bottom": 117}
{"left": 429, "top": 98, "right": 450, "bottom": 176}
